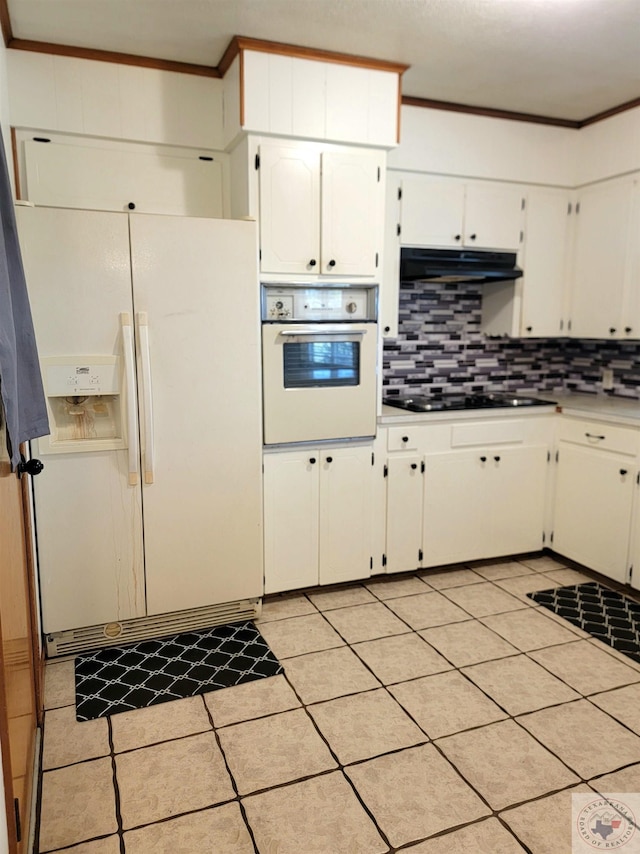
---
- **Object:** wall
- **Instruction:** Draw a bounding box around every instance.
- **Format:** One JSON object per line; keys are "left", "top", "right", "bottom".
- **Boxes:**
{"left": 389, "top": 105, "right": 576, "bottom": 186}
{"left": 7, "top": 50, "right": 224, "bottom": 150}
{"left": 576, "top": 106, "right": 640, "bottom": 186}
{"left": 383, "top": 281, "right": 640, "bottom": 399}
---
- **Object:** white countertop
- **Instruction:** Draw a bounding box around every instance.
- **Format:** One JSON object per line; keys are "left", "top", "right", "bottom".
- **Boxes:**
{"left": 379, "top": 392, "right": 640, "bottom": 427}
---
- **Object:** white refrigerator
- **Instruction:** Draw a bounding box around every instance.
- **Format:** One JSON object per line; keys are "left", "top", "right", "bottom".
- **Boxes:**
{"left": 17, "top": 206, "right": 263, "bottom": 652}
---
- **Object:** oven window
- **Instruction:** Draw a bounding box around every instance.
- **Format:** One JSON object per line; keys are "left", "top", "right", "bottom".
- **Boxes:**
{"left": 283, "top": 341, "right": 360, "bottom": 388}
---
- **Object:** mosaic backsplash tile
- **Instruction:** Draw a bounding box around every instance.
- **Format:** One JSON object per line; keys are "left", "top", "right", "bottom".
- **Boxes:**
{"left": 382, "top": 281, "right": 640, "bottom": 399}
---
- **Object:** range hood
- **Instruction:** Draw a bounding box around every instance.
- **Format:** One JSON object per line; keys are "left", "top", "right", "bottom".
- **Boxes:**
{"left": 400, "top": 247, "right": 523, "bottom": 284}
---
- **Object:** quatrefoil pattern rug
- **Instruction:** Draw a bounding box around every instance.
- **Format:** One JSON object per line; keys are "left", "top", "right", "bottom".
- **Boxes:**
{"left": 74, "top": 621, "right": 283, "bottom": 721}
{"left": 528, "top": 581, "right": 640, "bottom": 665}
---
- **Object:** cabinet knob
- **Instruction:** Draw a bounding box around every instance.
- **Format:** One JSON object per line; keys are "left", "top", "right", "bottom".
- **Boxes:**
{"left": 526, "top": 326, "right": 533, "bottom": 332}
{"left": 469, "top": 233, "right": 477, "bottom": 241}
{"left": 17, "top": 456, "right": 44, "bottom": 478}
{"left": 620, "top": 469, "right": 628, "bottom": 476}
{"left": 328, "top": 259, "right": 336, "bottom": 268}
{"left": 127, "top": 202, "right": 136, "bottom": 210}
{"left": 309, "top": 457, "right": 316, "bottom": 464}
{"left": 480, "top": 456, "right": 487, "bottom": 462}
{"left": 384, "top": 326, "right": 391, "bottom": 333}
{"left": 402, "top": 436, "right": 409, "bottom": 443}
{"left": 609, "top": 327, "right": 617, "bottom": 334}
{"left": 625, "top": 327, "right": 633, "bottom": 334}
{"left": 308, "top": 258, "right": 317, "bottom": 267}
{"left": 326, "top": 456, "right": 333, "bottom": 463}
{"left": 411, "top": 463, "right": 417, "bottom": 470}
{"left": 454, "top": 234, "right": 461, "bottom": 242}
{"left": 494, "top": 455, "right": 501, "bottom": 462}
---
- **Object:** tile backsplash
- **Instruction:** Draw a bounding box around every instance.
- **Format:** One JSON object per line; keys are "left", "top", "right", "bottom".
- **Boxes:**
{"left": 383, "top": 281, "right": 640, "bottom": 398}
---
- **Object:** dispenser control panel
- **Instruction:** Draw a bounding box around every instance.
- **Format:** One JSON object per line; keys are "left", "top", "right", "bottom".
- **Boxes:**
{"left": 44, "top": 358, "right": 120, "bottom": 396}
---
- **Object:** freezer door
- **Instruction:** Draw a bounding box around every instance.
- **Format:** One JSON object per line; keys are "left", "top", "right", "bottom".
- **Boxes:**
{"left": 129, "top": 215, "right": 263, "bottom": 615}
{"left": 17, "top": 206, "right": 146, "bottom": 633}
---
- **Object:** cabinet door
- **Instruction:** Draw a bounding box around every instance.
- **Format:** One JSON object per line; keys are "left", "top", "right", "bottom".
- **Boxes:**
{"left": 553, "top": 445, "right": 634, "bottom": 584}
{"left": 521, "top": 188, "right": 572, "bottom": 337}
{"left": 319, "top": 447, "right": 373, "bottom": 584}
{"left": 259, "top": 144, "right": 320, "bottom": 274}
{"left": 422, "top": 451, "right": 490, "bottom": 567}
{"left": 570, "top": 178, "right": 634, "bottom": 339}
{"left": 464, "top": 183, "right": 524, "bottom": 251}
{"left": 489, "top": 446, "right": 548, "bottom": 556}
{"left": 320, "top": 150, "right": 384, "bottom": 276}
{"left": 263, "top": 451, "right": 320, "bottom": 594}
{"left": 386, "top": 456, "right": 423, "bottom": 573}
{"left": 381, "top": 173, "right": 401, "bottom": 338}
{"left": 400, "top": 175, "right": 465, "bottom": 248}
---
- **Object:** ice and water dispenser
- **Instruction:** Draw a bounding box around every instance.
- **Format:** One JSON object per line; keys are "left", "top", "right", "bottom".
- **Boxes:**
{"left": 38, "top": 356, "right": 126, "bottom": 453}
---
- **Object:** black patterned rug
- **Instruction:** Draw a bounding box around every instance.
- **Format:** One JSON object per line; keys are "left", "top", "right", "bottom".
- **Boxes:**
{"left": 528, "top": 582, "right": 640, "bottom": 665}
{"left": 75, "top": 621, "right": 283, "bottom": 722}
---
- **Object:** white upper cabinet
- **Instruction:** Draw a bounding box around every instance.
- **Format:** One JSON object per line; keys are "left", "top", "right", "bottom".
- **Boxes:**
{"left": 258, "top": 144, "right": 321, "bottom": 274}
{"left": 399, "top": 175, "right": 524, "bottom": 251}
{"left": 258, "top": 142, "right": 385, "bottom": 277}
{"left": 520, "top": 187, "right": 573, "bottom": 338}
{"left": 20, "top": 135, "right": 228, "bottom": 217}
{"left": 569, "top": 175, "right": 639, "bottom": 339}
{"left": 225, "top": 47, "right": 402, "bottom": 148}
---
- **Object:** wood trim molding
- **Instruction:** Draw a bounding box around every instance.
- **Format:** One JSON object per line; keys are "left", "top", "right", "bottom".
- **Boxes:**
{"left": 401, "top": 95, "right": 581, "bottom": 129}
{"left": 580, "top": 95, "right": 640, "bottom": 127}
{"left": 219, "top": 35, "right": 409, "bottom": 76}
{"left": 19, "top": 459, "right": 43, "bottom": 725}
{"left": 0, "top": 0, "right": 11, "bottom": 47}
{"left": 8, "top": 39, "right": 220, "bottom": 77}
{"left": 10, "top": 128, "right": 20, "bottom": 201}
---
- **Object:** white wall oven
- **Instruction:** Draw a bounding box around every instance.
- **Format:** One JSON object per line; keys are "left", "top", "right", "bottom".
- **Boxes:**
{"left": 262, "top": 285, "right": 378, "bottom": 444}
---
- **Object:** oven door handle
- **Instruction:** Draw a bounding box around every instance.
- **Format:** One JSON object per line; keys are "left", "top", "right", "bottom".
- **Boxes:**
{"left": 278, "top": 328, "right": 368, "bottom": 337}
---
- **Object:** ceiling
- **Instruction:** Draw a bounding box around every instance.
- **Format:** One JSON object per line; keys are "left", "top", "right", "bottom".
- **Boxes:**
{"left": 6, "top": 0, "right": 640, "bottom": 122}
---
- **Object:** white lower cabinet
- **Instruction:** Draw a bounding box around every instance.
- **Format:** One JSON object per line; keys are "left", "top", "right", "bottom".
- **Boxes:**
{"left": 385, "top": 456, "right": 424, "bottom": 573}
{"left": 382, "top": 417, "right": 553, "bottom": 575}
{"left": 553, "top": 436, "right": 638, "bottom": 585}
{"left": 422, "top": 446, "right": 548, "bottom": 567}
{"left": 263, "top": 445, "right": 374, "bottom": 594}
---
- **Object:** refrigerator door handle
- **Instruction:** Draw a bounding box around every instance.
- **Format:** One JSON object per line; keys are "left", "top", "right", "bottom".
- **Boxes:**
{"left": 136, "top": 311, "right": 155, "bottom": 485}
{"left": 120, "top": 312, "right": 140, "bottom": 486}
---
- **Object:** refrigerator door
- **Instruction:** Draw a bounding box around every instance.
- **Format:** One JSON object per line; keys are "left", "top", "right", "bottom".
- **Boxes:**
{"left": 129, "top": 215, "right": 263, "bottom": 615}
{"left": 17, "top": 207, "right": 146, "bottom": 633}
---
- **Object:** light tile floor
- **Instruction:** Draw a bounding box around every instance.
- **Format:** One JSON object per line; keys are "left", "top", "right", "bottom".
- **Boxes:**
{"left": 37, "top": 554, "right": 640, "bottom": 853}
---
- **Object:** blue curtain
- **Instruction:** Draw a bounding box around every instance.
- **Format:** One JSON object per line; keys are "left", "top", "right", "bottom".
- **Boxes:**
{"left": 0, "top": 128, "right": 48, "bottom": 468}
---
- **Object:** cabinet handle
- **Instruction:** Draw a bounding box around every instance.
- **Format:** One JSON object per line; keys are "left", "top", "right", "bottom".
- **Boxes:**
{"left": 328, "top": 259, "right": 336, "bottom": 268}
{"left": 480, "top": 456, "right": 487, "bottom": 462}
{"left": 609, "top": 327, "right": 617, "bottom": 334}
{"left": 309, "top": 457, "right": 316, "bottom": 464}
{"left": 454, "top": 234, "right": 461, "bottom": 242}
{"left": 326, "top": 456, "right": 333, "bottom": 463}
{"left": 411, "top": 463, "right": 417, "bottom": 470}
{"left": 585, "top": 433, "right": 605, "bottom": 441}
{"left": 309, "top": 258, "right": 317, "bottom": 267}
{"left": 494, "top": 455, "right": 501, "bottom": 462}
{"left": 402, "top": 436, "right": 409, "bottom": 443}
{"left": 620, "top": 469, "right": 628, "bottom": 476}
{"left": 469, "top": 233, "right": 477, "bottom": 241}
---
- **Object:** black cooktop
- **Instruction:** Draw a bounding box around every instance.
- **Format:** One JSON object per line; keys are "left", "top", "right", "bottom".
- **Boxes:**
{"left": 383, "top": 393, "right": 555, "bottom": 412}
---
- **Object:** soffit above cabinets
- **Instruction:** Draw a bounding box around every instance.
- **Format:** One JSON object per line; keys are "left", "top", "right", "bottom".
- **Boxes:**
{"left": 5, "top": 0, "right": 640, "bottom": 124}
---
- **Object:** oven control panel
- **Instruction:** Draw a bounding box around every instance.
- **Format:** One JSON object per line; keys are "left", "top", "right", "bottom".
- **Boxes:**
{"left": 262, "top": 286, "right": 377, "bottom": 322}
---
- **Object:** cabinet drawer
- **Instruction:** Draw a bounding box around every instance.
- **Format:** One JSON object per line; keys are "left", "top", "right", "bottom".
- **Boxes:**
{"left": 557, "top": 419, "right": 640, "bottom": 456}
{"left": 387, "top": 427, "right": 419, "bottom": 451}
